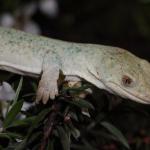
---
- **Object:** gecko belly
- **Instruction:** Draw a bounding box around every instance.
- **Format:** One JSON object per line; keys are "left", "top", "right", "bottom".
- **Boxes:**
{"left": 0, "top": 61, "right": 41, "bottom": 78}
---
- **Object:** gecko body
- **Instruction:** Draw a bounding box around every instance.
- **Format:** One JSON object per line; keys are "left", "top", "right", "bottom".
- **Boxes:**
{"left": 0, "top": 27, "right": 150, "bottom": 104}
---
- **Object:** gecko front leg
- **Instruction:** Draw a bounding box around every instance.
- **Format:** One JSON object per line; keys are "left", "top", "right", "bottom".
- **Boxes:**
{"left": 36, "top": 52, "right": 60, "bottom": 104}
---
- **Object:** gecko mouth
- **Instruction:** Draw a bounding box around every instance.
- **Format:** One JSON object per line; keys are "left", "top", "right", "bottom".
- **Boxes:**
{"left": 105, "top": 81, "right": 150, "bottom": 104}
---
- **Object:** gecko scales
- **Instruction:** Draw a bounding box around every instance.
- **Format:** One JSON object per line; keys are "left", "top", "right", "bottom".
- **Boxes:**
{"left": 0, "top": 27, "right": 150, "bottom": 104}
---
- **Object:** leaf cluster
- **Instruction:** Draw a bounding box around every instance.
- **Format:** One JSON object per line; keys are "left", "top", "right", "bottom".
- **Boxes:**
{"left": 0, "top": 77, "right": 130, "bottom": 150}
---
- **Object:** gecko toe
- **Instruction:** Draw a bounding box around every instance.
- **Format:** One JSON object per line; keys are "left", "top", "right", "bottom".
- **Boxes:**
{"left": 50, "top": 86, "right": 59, "bottom": 100}
{"left": 55, "top": 88, "right": 58, "bottom": 96}
{"left": 43, "top": 91, "right": 50, "bottom": 104}
{"left": 49, "top": 90, "right": 56, "bottom": 100}
{"left": 36, "top": 87, "right": 44, "bottom": 103}
{"left": 36, "top": 83, "right": 59, "bottom": 104}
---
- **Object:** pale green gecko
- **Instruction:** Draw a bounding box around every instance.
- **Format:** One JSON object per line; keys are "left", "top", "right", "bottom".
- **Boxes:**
{"left": 0, "top": 26, "right": 149, "bottom": 104}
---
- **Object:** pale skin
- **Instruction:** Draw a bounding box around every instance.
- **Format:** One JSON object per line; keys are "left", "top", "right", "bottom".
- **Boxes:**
{"left": 0, "top": 27, "right": 150, "bottom": 104}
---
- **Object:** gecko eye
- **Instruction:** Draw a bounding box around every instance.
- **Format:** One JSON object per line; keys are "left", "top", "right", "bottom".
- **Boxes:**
{"left": 122, "top": 75, "right": 134, "bottom": 87}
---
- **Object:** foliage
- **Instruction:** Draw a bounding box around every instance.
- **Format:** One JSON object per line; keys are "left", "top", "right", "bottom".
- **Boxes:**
{"left": 0, "top": 76, "right": 131, "bottom": 150}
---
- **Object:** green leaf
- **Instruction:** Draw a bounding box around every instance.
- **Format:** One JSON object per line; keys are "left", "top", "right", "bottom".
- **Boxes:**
{"left": 15, "top": 139, "right": 27, "bottom": 150}
{"left": 70, "top": 127, "right": 80, "bottom": 139}
{"left": 5, "top": 77, "right": 23, "bottom": 117}
{"left": 57, "top": 126, "right": 70, "bottom": 150}
{"left": 62, "top": 84, "right": 90, "bottom": 93}
{"left": 82, "top": 139, "right": 98, "bottom": 150}
{"left": 1, "top": 132, "right": 23, "bottom": 139}
{"left": 27, "top": 131, "right": 42, "bottom": 145}
{"left": 12, "top": 76, "right": 23, "bottom": 105}
{"left": 3, "top": 100, "right": 24, "bottom": 128}
{"left": 0, "top": 133, "right": 11, "bottom": 140}
{"left": 69, "top": 112, "right": 79, "bottom": 121}
{"left": 68, "top": 123, "right": 80, "bottom": 139}
{"left": 27, "top": 107, "right": 52, "bottom": 136}
{"left": 6, "top": 116, "right": 36, "bottom": 128}
{"left": 71, "top": 139, "right": 97, "bottom": 150}
{"left": 101, "top": 121, "right": 130, "bottom": 149}
{"left": 64, "top": 99, "right": 94, "bottom": 110}
{"left": 13, "top": 107, "right": 52, "bottom": 149}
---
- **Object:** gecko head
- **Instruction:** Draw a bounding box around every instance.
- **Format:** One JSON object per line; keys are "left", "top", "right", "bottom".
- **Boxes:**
{"left": 101, "top": 50, "right": 150, "bottom": 104}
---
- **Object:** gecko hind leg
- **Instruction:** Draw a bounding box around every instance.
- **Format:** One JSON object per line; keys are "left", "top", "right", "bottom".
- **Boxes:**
{"left": 36, "top": 66, "right": 59, "bottom": 104}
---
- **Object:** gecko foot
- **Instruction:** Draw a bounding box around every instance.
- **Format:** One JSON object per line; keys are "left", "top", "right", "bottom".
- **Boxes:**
{"left": 36, "top": 68, "right": 59, "bottom": 104}
{"left": 36, "top": 87, "right": 58, "bottom": 104}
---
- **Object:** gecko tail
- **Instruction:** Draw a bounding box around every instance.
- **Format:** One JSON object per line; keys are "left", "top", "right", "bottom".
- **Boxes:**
{"left": 0, "top": 82, "right": 16, "bottom": 101}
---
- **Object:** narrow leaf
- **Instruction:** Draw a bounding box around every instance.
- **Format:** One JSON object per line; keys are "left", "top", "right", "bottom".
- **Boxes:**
{"left": 15, "top": 139, "right": 27, "bottom": 150}
{"left": 101, "top": 121, "right": 130, "bottom": 149}
{"left": 57, "top": 126, "right": 70, "bottom": 150}
{"left": 3, "top": 100, "right": 24, "bottom": 128}
{"left": 27, "top": 108, "right": 52, "bottom": 136}
{"left": 6, "top": 116, "right": 36, "bottom": 129}
{"left": 28, "top": 132, "right": 42, "bottom": 145}
{"left": 0, "top": 133, "right": 11, "bottom": 140}
{"left": 13, "top": 76, "right": 23, "bottom": 105}
{"left": 3, "top": 132, "right": 23, "bottom": 139}
{"left": 64, "top": 99, "right": 94, "bottom": 110}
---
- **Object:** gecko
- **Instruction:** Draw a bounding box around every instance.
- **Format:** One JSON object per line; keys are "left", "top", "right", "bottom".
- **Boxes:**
{"left": 0, "top": 26, "right": 149, "bottom": 104}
